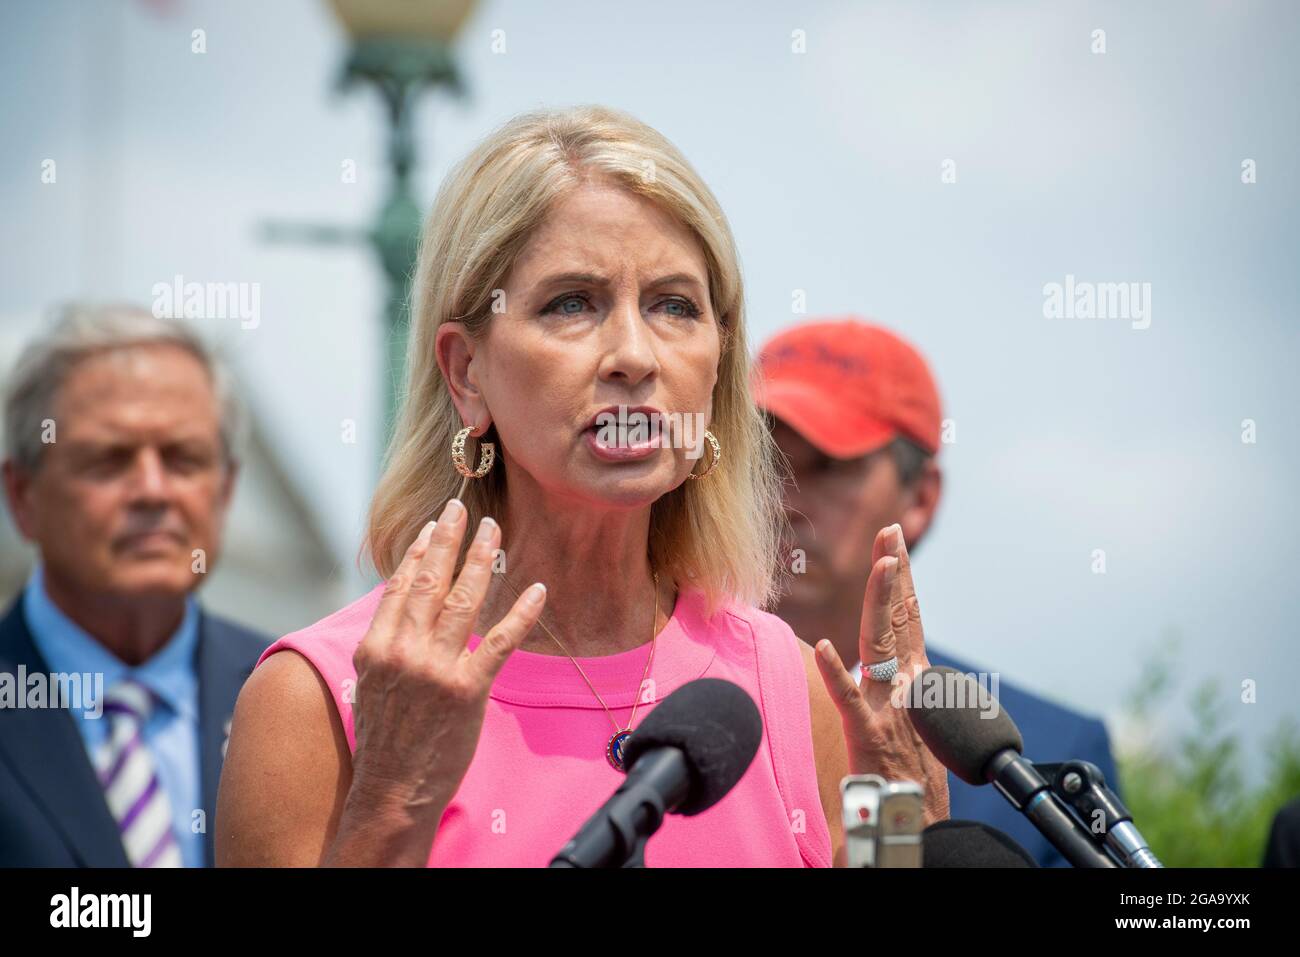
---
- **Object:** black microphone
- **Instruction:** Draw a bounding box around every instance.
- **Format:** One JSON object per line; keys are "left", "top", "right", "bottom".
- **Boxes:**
{"left": 904, "top": 665, "right": 1118, "bottom": 868}
{"left": 549, "top": 678, "right": 763, "bottom": 868}
{"left": 922, "top": 820, "right": 1039, "bottom": 867}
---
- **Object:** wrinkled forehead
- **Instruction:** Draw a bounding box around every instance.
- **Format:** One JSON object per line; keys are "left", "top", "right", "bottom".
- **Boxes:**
{"left": 53, "top": 344, "right": 221, "bottom": 443}
{"left": 508, "top": 183, "right": 712, "bottom": 293}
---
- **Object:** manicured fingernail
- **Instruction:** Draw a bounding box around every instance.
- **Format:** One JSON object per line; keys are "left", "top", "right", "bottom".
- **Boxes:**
{"left": 817, "top": 639, "right": 834, "bottom": 662}
{"left": 883, "top": 556, "right": 899, "bottom": 586}
{"left": 475, "top": 515, "right": 497, "bottom": 543}
{"left": 891, "top": 524, "right": 903, "bottom": 554}
{"left": 419, "top": 520, "right": 436, "bottom": 542}
{"left": 443, "top": 498, "right": 464, "bottom": 520}
{"left": 525, "top": 582, "right": 546, "bottom": 605}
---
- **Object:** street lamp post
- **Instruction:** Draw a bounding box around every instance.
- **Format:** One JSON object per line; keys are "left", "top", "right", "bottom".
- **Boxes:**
{"left": 262, "top": 0, "right": 477, "bottom": 446}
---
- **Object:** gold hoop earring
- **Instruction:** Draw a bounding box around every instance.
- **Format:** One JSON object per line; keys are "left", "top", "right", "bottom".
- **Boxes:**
{"left": 452, "top": 424, "right": 495, "bottom": 478}
{"left": 687, "top": 430, "right": 721, "bottom": 480}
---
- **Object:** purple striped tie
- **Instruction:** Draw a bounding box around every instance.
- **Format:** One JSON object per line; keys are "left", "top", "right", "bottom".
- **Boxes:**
{"left": 97, "top": 678, "right": 182, "bottom": 867}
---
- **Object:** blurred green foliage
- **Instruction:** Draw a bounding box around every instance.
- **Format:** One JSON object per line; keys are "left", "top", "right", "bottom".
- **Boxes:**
{"left": 1117, "top": 633, "right": 1300, "bottom": 867}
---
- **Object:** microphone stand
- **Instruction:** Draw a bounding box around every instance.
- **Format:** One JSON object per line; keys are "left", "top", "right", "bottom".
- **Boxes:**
{"left": 1037, "top": 760, "right": 1164, "bottom": 868}
{"left": 987, "top": 752, "right": 1119, "bottom": 868}
{"left": 549, "top": 751, "right": 678, "bottom": 868}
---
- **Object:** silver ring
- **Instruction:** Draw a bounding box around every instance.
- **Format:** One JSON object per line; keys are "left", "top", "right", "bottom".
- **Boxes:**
{"left": 866, "top": 656, "right": 899, "bottom": 683}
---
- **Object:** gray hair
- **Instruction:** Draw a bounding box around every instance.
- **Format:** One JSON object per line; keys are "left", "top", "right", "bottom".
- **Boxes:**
{"left": 2, "top": 303, "right": 247, "bottom": 473}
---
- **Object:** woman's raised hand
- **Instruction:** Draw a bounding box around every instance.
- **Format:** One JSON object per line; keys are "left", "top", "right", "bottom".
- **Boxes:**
{"left": 813, "top": 523, "right": 950, "bottom": 826}
{"left": 345, "top": 498, "right": 546, "bottom": 857}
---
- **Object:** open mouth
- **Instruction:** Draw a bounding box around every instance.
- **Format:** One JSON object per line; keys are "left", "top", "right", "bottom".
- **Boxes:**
{"left": 583, "top": 407, "right": 666, "bottom": 462}
{"left": 583, "top": 423, "right": 662, "bottom": 461}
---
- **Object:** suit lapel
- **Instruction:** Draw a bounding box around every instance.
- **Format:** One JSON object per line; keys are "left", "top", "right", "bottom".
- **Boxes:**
{"left": 0, "top": 596, "right": 130, "bottom": 866}
{"left": 196, "top": 613, "right": 253, "bottom": 867}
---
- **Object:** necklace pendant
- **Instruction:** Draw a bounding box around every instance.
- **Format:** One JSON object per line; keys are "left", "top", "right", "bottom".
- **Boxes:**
{"left": 606, "top": 729, "right": 633, "bottom": 772}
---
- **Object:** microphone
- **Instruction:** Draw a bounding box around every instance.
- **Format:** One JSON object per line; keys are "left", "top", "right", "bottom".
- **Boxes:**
{"left": 904, "top": 665, "right": 1120, "bottom": 868}
{"left": 549, "top": 678, "right": 763, "bottom": 868}
{"left": 841, "top": 775, "right": 925, "bottom": 867}
{"left": 922, "top": 820, "right": 1039, "bottom": 867}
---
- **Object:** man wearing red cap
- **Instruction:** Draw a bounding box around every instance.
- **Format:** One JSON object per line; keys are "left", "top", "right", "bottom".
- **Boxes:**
{"left": 753, "top": 317, "right": 1120, "bottom": 868}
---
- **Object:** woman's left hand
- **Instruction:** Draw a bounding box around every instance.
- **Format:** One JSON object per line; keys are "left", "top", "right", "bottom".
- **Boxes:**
{"left": 814, "top": 523, "right": 950, "bottom": 826}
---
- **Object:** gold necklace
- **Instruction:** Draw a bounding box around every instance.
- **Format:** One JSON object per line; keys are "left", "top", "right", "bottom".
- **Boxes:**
{"left": 496, "top": 570, "right": 660, "bottom": 772}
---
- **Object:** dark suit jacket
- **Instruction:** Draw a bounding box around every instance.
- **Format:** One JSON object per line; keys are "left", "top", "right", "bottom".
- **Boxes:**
{"left": 1263, "top": 796, "right": 1300, "bottom": 867}
{"left": 929, "top": 645, "right": 1121, "bottom": 868}
{"left": 0, "top": 591, "right": 269, "bottom": 867}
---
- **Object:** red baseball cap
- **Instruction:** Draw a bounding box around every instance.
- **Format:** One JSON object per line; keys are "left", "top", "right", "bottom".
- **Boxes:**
{"left": 751, "top": 317, "right": 943, "bottom": 458}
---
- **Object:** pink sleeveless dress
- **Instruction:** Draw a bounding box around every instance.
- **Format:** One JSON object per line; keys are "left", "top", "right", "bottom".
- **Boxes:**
{"left": 255, "top": 583, "right": 833, "bottom": 867}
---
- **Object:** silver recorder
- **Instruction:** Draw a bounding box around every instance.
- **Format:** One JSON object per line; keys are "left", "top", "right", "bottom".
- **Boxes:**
{"left": 840, "top": 775, "right": 925, "bottom": 868}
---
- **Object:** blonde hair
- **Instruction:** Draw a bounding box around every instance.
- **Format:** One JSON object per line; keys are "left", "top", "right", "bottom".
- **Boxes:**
{"left": 364, "top": 105, "right": 787, "bottom": 616}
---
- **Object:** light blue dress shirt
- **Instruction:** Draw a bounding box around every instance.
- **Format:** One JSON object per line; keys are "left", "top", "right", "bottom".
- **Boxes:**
{"left": 22, "top": 563, "right": 205, "bottom": 868}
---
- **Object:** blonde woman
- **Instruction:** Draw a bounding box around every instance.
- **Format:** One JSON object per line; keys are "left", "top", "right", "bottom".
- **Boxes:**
{"left": 215, "top": 105, "right": 948, "bottom": 867}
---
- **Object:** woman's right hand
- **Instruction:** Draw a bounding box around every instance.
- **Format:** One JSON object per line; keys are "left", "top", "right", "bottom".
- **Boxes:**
{"left": 344, "top": 497, "right": 546, "bottom": 856}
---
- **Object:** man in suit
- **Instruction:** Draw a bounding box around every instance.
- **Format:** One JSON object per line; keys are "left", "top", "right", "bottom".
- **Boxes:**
{"left": 0, "top": 304, "right": 268, "bottom": 867}
{"left": 753, "top": 317, "right": 1121, "bottom": 867}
